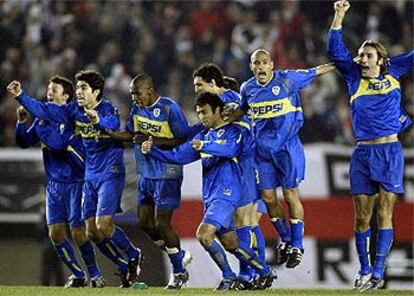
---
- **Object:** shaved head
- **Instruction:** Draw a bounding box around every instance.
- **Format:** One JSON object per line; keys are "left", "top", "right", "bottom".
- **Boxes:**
{"left": 131, "top": 73, "right": 154, "bottom": 89}
{"left": 250, "top": 49, "right": 272, "bottom": 63}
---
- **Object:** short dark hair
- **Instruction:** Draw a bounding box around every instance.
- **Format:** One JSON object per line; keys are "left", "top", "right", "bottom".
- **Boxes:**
{"left": 75, "top": 70, "right": 105, "bottom": 100}
{"left": 223, "top": 76, "right": 240, "bottom": 92}
{"left": 193, "top": 63, "right": 225, "bottom": 87}
{"left": 131, "top": 72, "right": 154, "bottom": 89}
{"left": 195, "top": 92, "right": 224, "bottom": 113}
{"left": 49, "top": 75, "right": 74, "bottom": 101}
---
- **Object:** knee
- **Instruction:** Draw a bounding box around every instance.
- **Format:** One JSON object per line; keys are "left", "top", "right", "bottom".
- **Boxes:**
{"left": 70, "top": 227, "right": 87, "bottom": 245}
{"left": 96, "top": 221, "right": 113, "bottom": 237}
{"left": 49, "top": 227, "right": 65, "bottom": 244}
{"left": 196, "top": 229, "right": 213, "bottom": 248}
{"left": 377, "top": 207, "right": 393, "bottom": 228}
{"left": 261, "top": 192, "right": 276, "bottom": 204}
{"left": 86, "top": 228, "right": 101, "bottom": 243}
{"left": 355, "top": 211, "right": 372, "bottom": 232}
{"left": 221, "top": 237, "right": 237, "bottom": 252}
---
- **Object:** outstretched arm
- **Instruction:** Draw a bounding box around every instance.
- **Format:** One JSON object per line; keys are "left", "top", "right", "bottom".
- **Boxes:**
{"left": 331, "top": 0, "right": 350, "bottom": 29}
{"left": 315, "top": 62, "right": 336, "bottom": 76}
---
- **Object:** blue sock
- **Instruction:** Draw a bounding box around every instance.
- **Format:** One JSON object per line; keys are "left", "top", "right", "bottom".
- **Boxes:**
{"left": 271, "top": 218, "right": 291, "bottom": 243}
{"left": 205, "top": 240, "right": 235, "bottom": 279}
{"left": 96, "top": 237, "right": 128, "bottom": 270}
{"left": 110, "top": 226, "right": 140, "bottom": 260}
{"left": 232, "top": 240, "right": 270, "bottom": 277}
{"left": 355, "top": 228, "right": 372, "bottom": 275}
{"left": 373, "top": 228, "right": 393, "bottom": 279}
{"left": 54, "top": 239, "right": 85, "bottom": 278}
{"left": 166, "top": 247, "right": 185, "bottom": 274}
{"left": 78, "top": 240, "right": 101, "bottom": 278}
{"left": 290, "top": 219, "right": 304, "bottom": 249}
{"left": 252, "top": 225, "right": 266, "bottom": 261}
{"left": 236, "top": 226, "right": 254, "bottom": 281}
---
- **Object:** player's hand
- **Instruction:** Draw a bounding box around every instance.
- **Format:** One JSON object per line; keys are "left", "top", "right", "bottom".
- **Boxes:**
{"left": 84, "top": 109, "right": 99, "bottom": 124}
{"left": 16, "top": 106, "right": 28, "bottom": 123}
{"left": 141, "top": 136, "right": 153, "bottom": 154}
{"left": 133, "top": 133, "right": 149, "bottom": 144}
{"left": 222, "top": 104, "right": 233, "bottom": 121}
{"left": 192, "top": 139, "right": 204, "bottom": 151}
{"left": 334, "top": 0, "right": 350, "bottom": 13}
{"left": 7, "top": 80, "right": 23, "bottom": 97}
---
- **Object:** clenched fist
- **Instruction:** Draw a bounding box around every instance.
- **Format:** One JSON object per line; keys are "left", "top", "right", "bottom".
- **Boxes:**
{"left": 7, "top": 80, "right": 23, "bottom": 97}
{"left": 16, "top": 106, "right": 28, "bottom": 123}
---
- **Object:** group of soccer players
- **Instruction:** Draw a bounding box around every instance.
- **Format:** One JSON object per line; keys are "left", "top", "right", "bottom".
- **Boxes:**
{"left": 6, "top": 0, "right": 413, "bottom": 291}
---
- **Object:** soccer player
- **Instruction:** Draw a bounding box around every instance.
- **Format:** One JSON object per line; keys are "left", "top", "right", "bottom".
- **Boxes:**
{"left": 193, "top": 63, "right": 267, "bottom": 289}
{"left": 106, "top": 73, "right": 192, "bottom": 290}
{"left": 14, "top": 76, "right": 104, "bottom": 288}
{"left": 8, "top": 70, "right": 142, "bottom": 288}
{"left": 229, "top": 49, "right": 335, "bottom": 268}
{"left": 328, "top": 0, "right": 413, "bottom": 291}
{"left": 141, "top": 92, "right": 275, "bottom": 290}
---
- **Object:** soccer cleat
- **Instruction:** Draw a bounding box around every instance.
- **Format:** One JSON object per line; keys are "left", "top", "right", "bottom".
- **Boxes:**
{"left": 253, "top": 270, "right": 275, "bottom": 290}
{"left": 164, "top": 270, "right": 189, "bottom": 289}
{"left": 64, "top": 275, "right": 87, "bottom": 288}
{"left": 236, "top": 278, "right": 255, "bottom": 290}
{"left": 276, "top": 242, "right": 291, "bottom": 265}
{"left": 359, "top": 277, "right": 385, "bottom": 292}
{"left": 90, "top": 275, "right": 106, "bottom": 288}
{"left": 127, "top": 252, "right": 143, "bottom": 282}
{"left": 214, "top": 277, "right": 239, "bottom": 291}
{"left": 116, "top": 268, "right": 131, "bottom": 288}
{"left": 286, "top": 247, "right": 304, "bottom": 268}
{"left": 353, "top": 272, "right": 371, "bottom": 291}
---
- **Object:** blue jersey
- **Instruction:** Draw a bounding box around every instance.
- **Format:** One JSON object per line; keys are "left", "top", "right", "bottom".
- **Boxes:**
{"left": 328, "top": 29, "right": 413, "bottom": 141}
{"left": 240, "top": 69, "right": 316, "bottom": 157}
{"left": 16, "top": 92, "right": 125, "bottom": 181}
{"left": 220, "top": 89, "right": 259, "bottom": 204}
{"left": 148, "top": 123, "right": 243, "bottom": 206}
{"left": 126, "top": 96, "right": 190, "bottom": 179}
{"left": 15, "top": 118, "right": 84, "bottom": 183}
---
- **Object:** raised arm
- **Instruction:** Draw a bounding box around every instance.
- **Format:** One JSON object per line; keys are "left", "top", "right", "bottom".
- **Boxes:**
{"left": 315, "top": 62, "right": 336, "bottom": 76}
{"left": 15, "top": 107, "right": 39, "bottom": 148}
{"left": 331, "top": 0, "right": 350, "bottom": 29}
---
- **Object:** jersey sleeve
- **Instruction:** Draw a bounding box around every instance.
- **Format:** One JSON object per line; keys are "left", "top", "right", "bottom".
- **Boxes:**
{"left": 15, "top": 120, "right": 40, "bottom": 148}
{"left": 36, "top": 123, "right": 73, "bottom": 151}
{"left": 199, "top": 127, "right": 242, "bottom": 158}
{"left": 148, "top": 140, "right": 200, "bottom": 165}
{"left": 280, "top": 68, "right": 317, "bottom": 91}
{"left": 16, "top": 92, "right": 72, "bottom": 124}
{"left": 168, "top": 102, "right": 190, "bottom": 138}
{"left": 388, "top": 51, "right": 414, "bottom": 79}
{"left": 327, "top": 28, "right": 360, "bottom": 83}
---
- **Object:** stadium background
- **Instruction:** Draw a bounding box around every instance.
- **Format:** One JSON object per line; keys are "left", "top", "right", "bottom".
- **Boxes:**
{"left": 0, "top": 0, "right": 412, "bottom": 289}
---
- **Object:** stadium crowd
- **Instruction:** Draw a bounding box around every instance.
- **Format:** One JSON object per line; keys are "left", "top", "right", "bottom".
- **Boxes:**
{"left": 0, "top": 0, "right": 412, "bottom": 147}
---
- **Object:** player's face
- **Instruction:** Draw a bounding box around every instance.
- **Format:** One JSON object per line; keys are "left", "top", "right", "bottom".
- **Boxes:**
{"left": 46, "top": 82, "right": 68, "bottom": 105}
{"left": 196, "top": 104, "right": 220, "bottom": 129}
{"left": 76, "top": 81, "right": 99, "bottom": 108}
{"left": 193, "top": 76, "right": 216, "bottom": 94}
{"left": 250, "top": 51, "right": 274, "bottom": 85}
{"left": 358, "top": 45, "right": 382, "bottom": 78}
{"left": 130, "top": 82, "right": 154, "bottom": 109}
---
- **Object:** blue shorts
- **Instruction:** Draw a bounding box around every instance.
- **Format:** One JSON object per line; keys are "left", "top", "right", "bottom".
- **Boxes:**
{"left": 256, "top": 199, "right": 267, "bottom": 214}
{"left": 203, "top": 198, "right": 236, "bottom": 234}
{"left": 46, "top": 180, "right": 84, "bottom": 228}
{"left": 237, "top": 157, "right": 261, "bottom": 208}
{"left": 350, "top": 142, "right": 404, "bottom": 195}
{"left": 82, "top": 175, "right": 125, "bottom": 219}
{"left": 137, "top": 177, "right": 182, "bottom": 210}
{"left": 256, "top": 135, "right": 305, "bottom": 190}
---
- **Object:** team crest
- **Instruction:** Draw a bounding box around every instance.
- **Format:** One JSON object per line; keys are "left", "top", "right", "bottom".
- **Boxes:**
{"left": 217, "top": 129, "right": 225, "bottom": 137}
{"left": 59, "top": 124, "right": 65, "bottom": 133}
{"left": 153, "top": 108, "right": 160, "bottom": 117}
{"left": 272, "top": 86, "right": 280, "bottom": 96}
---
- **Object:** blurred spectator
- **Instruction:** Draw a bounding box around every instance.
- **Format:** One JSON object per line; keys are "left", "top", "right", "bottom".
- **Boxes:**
{"left": 0, "top": 0, "right": 412, "bottom": 147}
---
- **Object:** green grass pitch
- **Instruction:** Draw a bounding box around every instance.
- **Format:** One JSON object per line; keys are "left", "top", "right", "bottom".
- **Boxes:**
{"left": 0, "top": 286, "right": 412, "bottom": 296}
